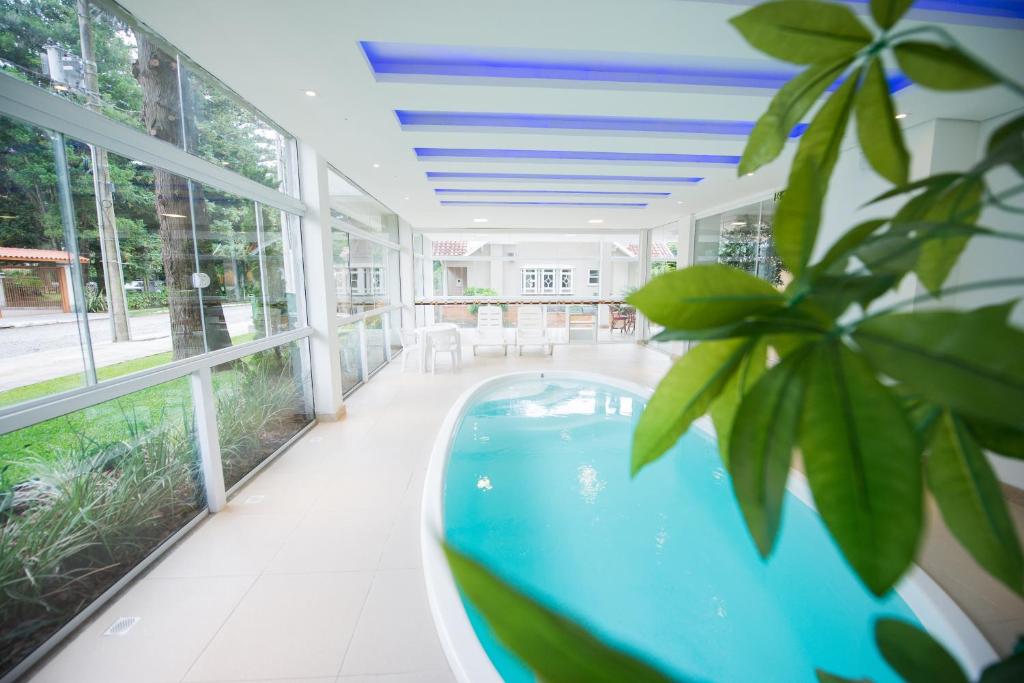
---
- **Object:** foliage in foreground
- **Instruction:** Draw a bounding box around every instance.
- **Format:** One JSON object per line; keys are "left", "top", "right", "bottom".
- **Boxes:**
{"left": 0, "top": 349, "right": 308, "bottom": 677}
{"left": 446, "top": 0, "right": 1024, "bottom": 681}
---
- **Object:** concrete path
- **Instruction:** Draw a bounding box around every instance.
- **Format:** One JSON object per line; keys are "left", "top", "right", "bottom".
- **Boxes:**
{"left": 0, "top": 305, "right": 255, "bottom": 394}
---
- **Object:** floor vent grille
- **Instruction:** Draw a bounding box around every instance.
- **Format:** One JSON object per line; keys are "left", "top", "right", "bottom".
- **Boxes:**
{"left": 103, "top": 616, "right": 140, "bottom": 636}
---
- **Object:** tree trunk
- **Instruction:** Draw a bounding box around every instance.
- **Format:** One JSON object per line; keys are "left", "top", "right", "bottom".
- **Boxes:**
{"left": 77, "top": 0, "right": 130, "bottom": 341}
{"left": 133, "top": 34, "right": 231, "bottom": 359}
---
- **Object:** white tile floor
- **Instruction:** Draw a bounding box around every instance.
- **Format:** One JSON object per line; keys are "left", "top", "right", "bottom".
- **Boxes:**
{"left": 25, "top": 341, "right": 1024, "bottom": 681}
{"left": 27, "top": 343, "right": 673, "bottom": 683}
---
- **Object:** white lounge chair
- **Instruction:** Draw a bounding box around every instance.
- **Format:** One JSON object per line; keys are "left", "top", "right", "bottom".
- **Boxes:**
{"left": 430, "top": 327, "right": 461, "bottom": 373}
{"left": 515, "top": 307, "right": 552, "bottom": 355}
{"left": 473, "top": 305, "right": 508, "bottom": 356}
{"left": 399, "top": 329, "right": 420, "bottom": 371}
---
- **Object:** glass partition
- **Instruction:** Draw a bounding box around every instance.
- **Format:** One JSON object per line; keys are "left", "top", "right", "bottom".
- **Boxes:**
{"left": 214, "top": 339, "right": 313, "bottom": 489}
{"left": 0, "top": 0, "right": 296, "bottom": 193}
{"left": 694, "top": 196, "right": 783, "bottom": 285}
{"left": 364, "top": 314, "right": 387, "bottom": 376}
{"left": 338, "top": 322, "right": 363, "bottom": 395}
{"left": 0, "top": 376, "right": 203, "bottom": 675}
{"left": 419, "top": 232, "right": 641, "bottom": 343}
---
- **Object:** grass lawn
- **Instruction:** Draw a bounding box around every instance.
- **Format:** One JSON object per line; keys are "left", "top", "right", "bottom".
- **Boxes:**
{"left": 0, "top": 332, "right": 258, "bottom": 487}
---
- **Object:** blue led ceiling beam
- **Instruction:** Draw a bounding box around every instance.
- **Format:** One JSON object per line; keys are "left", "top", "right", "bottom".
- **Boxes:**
{"left": 440, "top": 200, "right": 648, "bottom": 208}
{"left": 361, "top": 41, "right": 911, "bottom": 92}
{"left": 416, "top": 148, "right": 740, "bottom": 165}
{"left": 425, "top": 172, "right": 703, "bottom": 183}
{"left": 397, "top": 110, "right": 807, "bottom": 137}
{"left": 844, "top": 0, "right": 1024, "bottom": 20}
{"left": 434, "top": 188, "right": 670, "bottom": 197}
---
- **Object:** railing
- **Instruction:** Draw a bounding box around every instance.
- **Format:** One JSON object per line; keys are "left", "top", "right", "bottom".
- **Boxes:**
{"left": 337, "top": 303, "right": 404, "bottom": 395}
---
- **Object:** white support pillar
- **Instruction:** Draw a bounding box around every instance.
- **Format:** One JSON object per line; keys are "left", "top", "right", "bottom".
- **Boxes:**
{"left": 297, "top": 140, "right": 345, "bottom": 420}
{"left": 397, "top": 217, "right": 415, "bottom": 330}
{"left": 637, "top": 229, "right": 653, "bottom": 341}
{"left": 191, "top": 366, "right": 227, "bottom": 512}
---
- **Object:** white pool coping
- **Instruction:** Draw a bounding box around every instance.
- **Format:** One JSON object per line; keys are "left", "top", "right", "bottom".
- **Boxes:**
{"left": 421, "top": 371, "right": 998, "bottom": 683}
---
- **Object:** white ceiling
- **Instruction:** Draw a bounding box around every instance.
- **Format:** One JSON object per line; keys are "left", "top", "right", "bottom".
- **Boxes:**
{"left": 118, "top": 0, "right": 1024, "bottom": 231}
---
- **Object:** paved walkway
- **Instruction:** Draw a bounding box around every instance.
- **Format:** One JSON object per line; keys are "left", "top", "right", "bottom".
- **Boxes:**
{"left": 0, "top": 305, "right": 254, "bottom": 393}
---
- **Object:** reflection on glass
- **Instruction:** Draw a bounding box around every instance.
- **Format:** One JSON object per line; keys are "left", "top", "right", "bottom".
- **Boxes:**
{"left": 695, "top": 197, "right": 783, "bottom": 285}
{"left": 0, "top": 115, "right": 91, "bottom": 407}
{"left": 214, "top": 339, "right": 313, "bottom": 489}
{"left": 338, "top": 322, "right": 362, "bottom": 394}
{"left": 328, "top": 169, "right": 398, "bottom": 240}
{"left": 0, "top": 377, "right": 202, "bottom": 677}
{"left": 365, "top": 315, "right": 387, "bottom": 375}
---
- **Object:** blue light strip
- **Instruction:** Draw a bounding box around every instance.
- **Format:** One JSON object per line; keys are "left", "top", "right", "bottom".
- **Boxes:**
{"left": 361, "top": 41, "right": 912, "bottom": 93}
{"left": 416, "top": 148, "right": 740, "bottom": 165}
{"left": 434, "top": 188, "right": 671, "bottom": 197}
{"left": 845, "top": 0, "right": 1024, "bottom": 19}
{"left": 397, "top": 110, "right": 808, "bottom": 138}
{"left": 440, "top": 200, "right": 648, "bottom": 208}
{"left": 425, "top": 171, "right": 703, "bottom": 183}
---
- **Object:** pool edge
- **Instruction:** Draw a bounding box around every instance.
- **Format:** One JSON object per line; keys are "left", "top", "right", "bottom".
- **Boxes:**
{"left": 420, "top": 370, "right": 998, "bottom": 682}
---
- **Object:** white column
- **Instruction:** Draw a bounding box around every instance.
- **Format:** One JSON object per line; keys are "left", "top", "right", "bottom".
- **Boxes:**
{"left": 297, "top": 140, "right": 345, "bottom": 420}
{"left": 398, "top": 217, "right": 415, "bottom": 330}
{"left": 190, "top": 366, "right": 226, "bottom": 512}
{"left": 637, "top": 229, "right": 652, "bottom": 340}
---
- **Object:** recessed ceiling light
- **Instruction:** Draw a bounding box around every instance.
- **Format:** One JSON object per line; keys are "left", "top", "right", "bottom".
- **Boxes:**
{"left": 304, "top": 89, "right": 317, "bottom": 97}
{"left": 403, "top": 196, "right": 410, "bottom": 200}
{"left": 894, "top": 112, "right": 909, "bottom": 120}
{"left": 372, "top": 163, "right": 381, "bottom": 168}
{"left": 472, "top": 218, "right": 488, "bottom": 223}
{"left": 745, "top": 172, "right": 755, "bottom": 177}
{"left": 588, "top": 219, "right": 604, "bottom": 224}
{"left": 676, "top": 201, "right": 684, "bottom": 205}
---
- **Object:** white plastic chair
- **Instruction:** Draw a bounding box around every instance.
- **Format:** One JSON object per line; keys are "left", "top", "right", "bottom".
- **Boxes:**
{"left": 473, "top": 305, "right": 508, "bottom": 356}
{"left": 400, "top": 329, "right": 420, "bottom": 371}
{"left": 516, "top": 307, "right": 552, "bottom": 355}
{"left": 430, "top": 328, "right": 461, "bottom": 373}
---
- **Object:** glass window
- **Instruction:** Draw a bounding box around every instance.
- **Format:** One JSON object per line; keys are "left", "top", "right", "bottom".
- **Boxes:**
{"left": 338, "top": 322, "right": 362, "bottom": 394}
{"left": 588, "top": 268, "right": 600, "bottom": 286}
{"left": 695, "top": 196, "right": 783, "bottom": 285}
{"left": 214, "top": 339, "right": 313, "bottom": 489}
{"left": 0, "top": 115, "right": 92, "bottom": 406}
{"left": 0, "top": 376, "right": 202, "bottom": 677}
{"left": 365, "top": 315, "right": 386, "bottom": 376}
{"left": 560, "top": 269, "right": 573, "bottom": 294}
{"left": 180, "top": 60, "right": 291, "bottom": 191}
{"left": 522, "top": 269, "right": 537, "bottom": 294}
{"left": 328, "top": 169, "right": 397, "bottom": 241}
{"left": 0, "top": 1, "right": 296, "bottom": 192}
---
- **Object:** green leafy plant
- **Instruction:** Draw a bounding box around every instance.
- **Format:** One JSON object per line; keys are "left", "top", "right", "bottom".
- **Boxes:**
{"left": 444, "top": 0, "right": 1024, "bottom": 681}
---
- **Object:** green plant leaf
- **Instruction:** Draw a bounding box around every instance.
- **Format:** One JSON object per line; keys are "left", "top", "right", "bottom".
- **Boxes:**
{"left": 649, "top": 308, "right": 827, "bottom": 342}
{"left": 893, "top": 41, "right": 997, "bottom": 91}
{"left": 774, "top": 73, "right": 860, "bottom": 276}
{"left": 739, "top": 57, "right": 851, "bottom": 175}
{"left": 865, "top": 173, "right": 962, "bottom": 206}
{"left": 980, "top": 648, "right": 1024, "bottom": 683}
{"left": 711, "top": 339, "right": 768, "bottom": 465}
{"left": 855, "top": 59, "right": 910, "bottom": 184}
{"left": 443, "top": 544, "right": 679, "bottom": 683}
{"left": 875, "top": 618, "right": 969, "bottom": 683}
{"left": 984, "top": 114, "right": 1024, "bottom": 177}
{"left": 853, "top": 309, "right": 1024, "bottom": 426}
{"left": 813, "top": 218, "right": 888, "bottom": 275}
{"left": 730, "top": 0, "right": 873, "bottom": 65}
{"left": 627, "top": 264, "right": 785, "bottom": 331}
{"left": 870, "top": 0, "right": 914, "bottom": 29}
{"left": 799, "top": 341, "right": 921, "bottom": 595}
{"left": 928, "top": 411, "right": 1024, "bottom": 593}
{"left": 966, "top": 417, "right": 1024, "bottom": 460}
{"left": 729, "top": 347, "right": 808, "bottom": 556}
{"left": 633, "top": 339, "right": 754, "bottom": 475}
{"left": 804, "top": 272, "right": 900, "bottom": 317}
{"left": 910, "top": 179, "right": 985, "bottom": 293}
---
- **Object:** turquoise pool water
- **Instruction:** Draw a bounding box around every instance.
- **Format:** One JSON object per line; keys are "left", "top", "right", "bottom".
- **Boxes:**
{"left": 443, "top": 377, "right": 919, "bottom": 682}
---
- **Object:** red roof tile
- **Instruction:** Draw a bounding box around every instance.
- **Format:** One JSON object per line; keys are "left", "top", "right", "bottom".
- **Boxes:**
{"left": 0, "top": 247, "right": 89, "bottom": 264}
